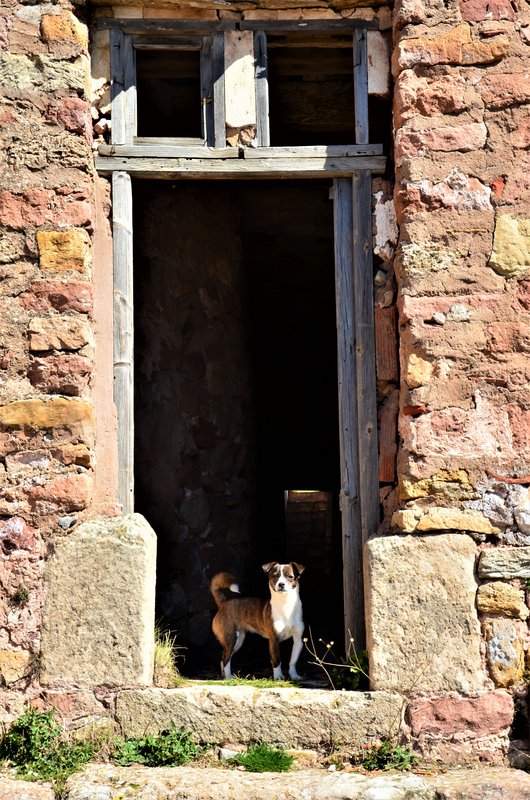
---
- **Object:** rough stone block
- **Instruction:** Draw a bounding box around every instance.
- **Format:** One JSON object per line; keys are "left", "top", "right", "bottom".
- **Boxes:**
{"left": 41, "top": 11, "right": 88, "bottom": 49}
{"left": 40, "top": 514, "right": 156, "bottom": 687}
{"left": 483, "top": 618, "right": 525, "bottom": 688}
{"left": 365, "top": 534, "right": 484, "bottom": 692}
{"left": 477, "top": 582, "right": 529, "bottom": 619}
{"left": 395, "top": 24, "right": 509, "bottom": 72}
{"left": 29, "top": 354, "right": 93, "bottom": 396}
{"left": 408, "top": 690, "right": 513, "bottom": 737}
{"left": 36, "top": 229, "right": 91, "bottom": 273}
{"left": 479, "top": 547, "right": 530, "bottom": 579}
{"left": 20, "top": 281, "right": 93, "bottom": 315}
{"left": 391, "top": 505, "right": 500, "bottom": 535}
{"left": 0, "top": 398, "right": 93, "bottom": 429}
{"left": 28, "top": 316, "right": 92, "bottom": 352}
{"left": 115, "top": 685, "right": 404, "bottom": 749}
{"left": 489, "top": 215, "right": 530, "bottom": 277}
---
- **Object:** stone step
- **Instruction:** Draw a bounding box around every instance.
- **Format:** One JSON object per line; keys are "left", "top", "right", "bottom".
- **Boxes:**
{"left": 114, "top": 685, "right": 404, "bottom": 749}
{"left": 59, "top": 765, "right": 530, "bottom": 800}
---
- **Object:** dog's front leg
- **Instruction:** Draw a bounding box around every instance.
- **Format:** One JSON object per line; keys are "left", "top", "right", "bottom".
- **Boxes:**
{"left": 288, "top": 630, "right": 304, "bottom": 680}
{"left": 268, "top": 636, "right": 283, "bottom": 680}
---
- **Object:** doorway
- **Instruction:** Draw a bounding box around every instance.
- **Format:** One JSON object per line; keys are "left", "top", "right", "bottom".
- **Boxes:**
{"left": 132, "top": 179, "right": 343, "bottom": 673}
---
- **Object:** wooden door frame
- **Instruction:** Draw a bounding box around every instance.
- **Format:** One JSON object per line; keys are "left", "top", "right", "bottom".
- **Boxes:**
{"left": 97, "top": 19, "right": 383, "bottom": 650}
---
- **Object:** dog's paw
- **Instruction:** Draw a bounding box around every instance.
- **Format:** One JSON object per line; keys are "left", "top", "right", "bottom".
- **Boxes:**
{"left": 273, "top": 665, "right": 285, "bottom": 680}
{"left": 288, "top": 670, "right": 302, "bottom": 681}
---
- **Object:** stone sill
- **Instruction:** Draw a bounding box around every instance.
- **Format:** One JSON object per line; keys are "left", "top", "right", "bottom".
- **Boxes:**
{"left": 115, "top": 685, "right": 404, "bottom": 748}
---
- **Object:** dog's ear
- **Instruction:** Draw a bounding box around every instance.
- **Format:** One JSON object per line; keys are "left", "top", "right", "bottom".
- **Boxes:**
{"left": 262, "top": 562, "right": 278, "bottom": 574}
{"left": 291, "top": 562, "right": 305, "bottom": 577}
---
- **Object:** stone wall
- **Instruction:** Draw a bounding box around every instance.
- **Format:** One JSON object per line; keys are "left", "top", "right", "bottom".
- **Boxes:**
{"left": 365, "top": 0, "right": 530, "bottom": 766}
{"left": 1, "top": 0, "right": 530, "bottom": 768}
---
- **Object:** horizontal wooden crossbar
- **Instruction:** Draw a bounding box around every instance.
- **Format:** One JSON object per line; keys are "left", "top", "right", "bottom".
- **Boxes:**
{"left": 95, "top": 152, "right": 386, "bottom": 179}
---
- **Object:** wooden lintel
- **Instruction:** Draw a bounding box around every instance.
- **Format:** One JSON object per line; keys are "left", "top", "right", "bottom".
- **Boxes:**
{"left": 95, "top": 154, "right": 386, "bottom": 178}
{"left": 97, "top": 18, "right": 236, "bottom": 34}
{"left": 239, "top": 20, "right": 379, "bottom": 32}
{"left": 242, "top": 144, "right": 383, "bottom": 158}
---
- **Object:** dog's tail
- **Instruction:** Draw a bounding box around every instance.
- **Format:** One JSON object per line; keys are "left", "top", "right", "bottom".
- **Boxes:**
{"left": 210, "top": 572, "right": 241, "bottom": 608}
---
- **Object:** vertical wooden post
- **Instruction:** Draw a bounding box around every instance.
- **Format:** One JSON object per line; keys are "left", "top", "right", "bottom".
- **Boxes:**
{"left": 110, "top": 29, "right": 136, "bottom": 145}
{"left": 352, "top": 169, "right": 380, "bottom": 558}
{"left": 353, "top": 29, "right": 369, "bottom": 146}
{"left": 212, "top": 31, "right": 226, "bottom": 148}
{"left": 112, "top": 171, "right": 134, "bottom": 514}
{"left": 201, "top": 37, "right": 214, "bottom": 146}
{"left": 254, "top": 31, "right": 270, "bottom": 147}
{"left": 334, "top": 177, "right": 364, "bottom": 650}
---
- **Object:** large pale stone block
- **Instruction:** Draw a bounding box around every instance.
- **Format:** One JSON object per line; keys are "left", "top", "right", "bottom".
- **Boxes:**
{"left": 366, "top": 534, "right": 484, "bottom": 692}
{"left": 483, "top": 618, "right": 525, "bottom": 688}
{"left": 115, "top": 685, "right": 404, "bottom": 749}
{"left": 40, "top": 514, "right": 156, "bottom": 687}
{"left": 0, "top": 398, "right": 93, "bottom": 429}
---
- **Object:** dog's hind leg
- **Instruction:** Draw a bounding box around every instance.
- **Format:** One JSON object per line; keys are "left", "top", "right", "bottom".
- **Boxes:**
{"left": 232, "top": 630, "right": 246, "bottom": 655}
{"left": 220, "top": 630, "right": 237, "bottom": 679}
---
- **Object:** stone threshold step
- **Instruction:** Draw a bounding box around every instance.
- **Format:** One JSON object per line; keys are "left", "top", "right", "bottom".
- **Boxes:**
{"left": 53, "top": 765, "right": 530, "bottom": 800}
{"left": 115, "top": 686, "right": 403, "bottom": 748}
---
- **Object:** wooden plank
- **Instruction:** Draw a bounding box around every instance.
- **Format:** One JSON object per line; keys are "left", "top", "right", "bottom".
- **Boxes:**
{"left": 353, "top": 29, "right": 369, "bottom": 145}
{"left": 98, "top": 18, "right": 235, "bottom": 34}
{"left": 110, "top": 29, "right": 136, "bottom": 145}
{"left": 99, "top": 144, "right": 238, "bottom": 158}
{"left": 333, "top": 177, "right": 364, "bottom": 651}
{"left": 132, "top": 36, "right": 202, "bottom": 50}
{"left": 95, "top": 154, "right": 386, "bottom": 178}
{"left": 100, "top": 143, "right": 382, "bottom": 158}
{"left": 243, "top": 144, "right": 383, "bottom": 158}
{"left": 240, "top": 20, "right": 379, "bottom": 31}
{"left": 201, "top": 36, "right": 214, "bottom": 146}
{"left": 254, "top": 31, "right": 270, "bottom": 147}
{"left": 374, "top": 305, "right": 398, "bottom": 383}
{"left": 352, "top": 170, "right": 380, "bottom": 550}
{"left": 110, "top": 28, "right": 126, "bottom": 145}
{"left": 212, "top": 31, "right": 225, "bottom": 148}
{"left": 112, "top": 172, "right": 134, "bottom": 514}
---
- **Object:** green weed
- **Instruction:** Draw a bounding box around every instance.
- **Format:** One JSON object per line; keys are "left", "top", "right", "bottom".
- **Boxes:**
{"left": 360, "top": 739, "right": 415, "bottom": 772}
{"left": 112, "top": 725, "right": 203, "bottom": 767}
{"left": 234, "top": 742, "right": 294, "bottom": 773}
{"left": 330, "top": 650, "right": 369, "bottom": 691}
{"left": 0, "top": 708, "right": 95, "bottom": 791}
{"left": 153, "top": 625, "right": 184, "bottom": 688}
{"left": 10, "top": 585, "right": 29, "bottom": 607}
{"left": 199, "top": 676, "right": 294, "bottom": 689}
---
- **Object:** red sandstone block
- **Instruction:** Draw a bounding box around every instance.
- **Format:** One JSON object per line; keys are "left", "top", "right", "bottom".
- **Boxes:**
{"left": 20, "top": 281, "right": 93, "bottom": 315}
{"left": 460, "top": 0, "right": 515, "bottom": 22}
{"left": 507, "top": 404, "right": 530, "bottom": 455}
{"left": 28, "top": 354, "right": 93, "bottom": 396}
{"left": 477, "top": 73, "right": 530, "bottom": 110}
{"left": 26, "top": 473, "right": 92, "bottom": 515}
{"left": 396, "top": 122, "right": 487, "bottom": 160}
{"left": 408, "top": 691, "right": 514, "bottom": 738}
{"left": 0, "top": 516, "right": 38, "bottom": 553}
{"left": 0, "top": 190, "right": 94, "bottom": 231}
{"left": 46, "top": 98, "right": 92, "bottom": 140}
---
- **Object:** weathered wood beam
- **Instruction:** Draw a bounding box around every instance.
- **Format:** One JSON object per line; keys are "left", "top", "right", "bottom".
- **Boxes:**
{"left": 95, "top": 154, "right": 386, "bottom": 178}
{"left": 98, "top": 19, "right": 235, "bottom": 34}
{"left": 98, "top": 143, "right": 382, "bottom": 159}
{"left": 112, "top": 171, "right": 134, "bottom": 514}
{"left": 333, "top": 177, "right": 363, "bottom": 651}
{"left": 240, "top": 20, "right": 379, "bottom": 31}
{"left": 353, "top": 29, "right": 369, "bottom": 145}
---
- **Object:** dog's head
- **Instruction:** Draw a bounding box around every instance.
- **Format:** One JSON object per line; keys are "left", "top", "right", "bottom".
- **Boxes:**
{"left": 262, "top": 562, "right": 305, "bottom": 594}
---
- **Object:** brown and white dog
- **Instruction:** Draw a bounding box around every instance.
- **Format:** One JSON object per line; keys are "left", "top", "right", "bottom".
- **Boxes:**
{"left": 210, "top": 562, "right": 305, "bottom": 681}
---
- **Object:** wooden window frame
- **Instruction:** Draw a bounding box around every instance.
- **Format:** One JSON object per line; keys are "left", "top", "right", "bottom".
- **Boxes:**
{"left": 97, "top": 17, "right": 385, "bottom": 649}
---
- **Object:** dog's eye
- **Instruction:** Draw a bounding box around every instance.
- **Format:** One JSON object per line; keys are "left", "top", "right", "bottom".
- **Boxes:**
{"left": 286, "top": 573, "right": 294, "bottom": 581}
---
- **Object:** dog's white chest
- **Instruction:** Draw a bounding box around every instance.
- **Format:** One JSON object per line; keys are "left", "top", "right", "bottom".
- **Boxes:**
{"left": 271, "top": 592, "right": 303, "bottom": 641}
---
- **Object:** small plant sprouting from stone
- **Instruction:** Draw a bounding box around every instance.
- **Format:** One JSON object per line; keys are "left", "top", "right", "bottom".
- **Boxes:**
{"left": 112, "top": 725, "right": 203, "bottom": 767}
{"left": 11, "top": 585, "right": 29, "bottom": 607}
{"left": 303, "top": 629, "right": 369, "bottom": 691}
{"left": 359, "top": 739, "right": 416, "bottom": 772}
{"left": 525, "top": 577, "right": 530, "bottom": 593}
{"left": 153, "top": 624, "right": 185, "bottom": 688}
{"left": 233, "top": 742, "right": 294, "bottom": 773}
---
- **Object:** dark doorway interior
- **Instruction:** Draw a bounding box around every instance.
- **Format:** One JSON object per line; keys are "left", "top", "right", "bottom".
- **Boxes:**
{"left": 133, "top": 179, "right": 342, "bottom": 675}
